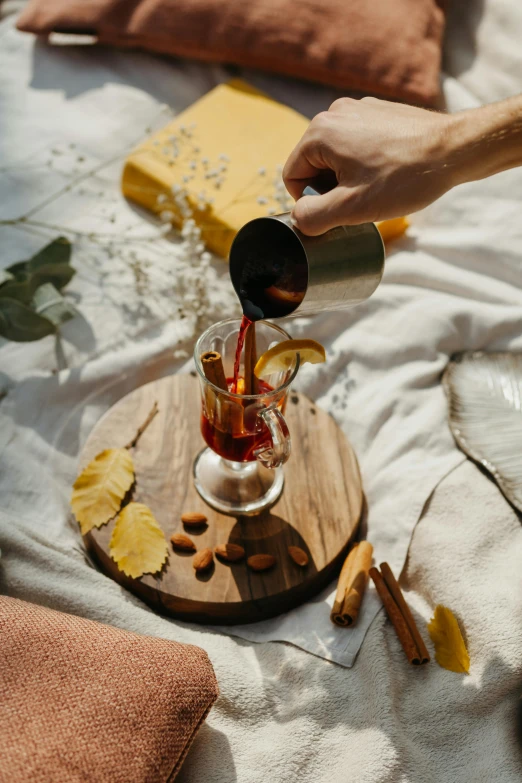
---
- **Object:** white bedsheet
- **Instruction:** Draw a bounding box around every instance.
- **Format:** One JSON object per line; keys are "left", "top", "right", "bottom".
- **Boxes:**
{"left": 1, "top": 0, "right": 522, "bottom": 780}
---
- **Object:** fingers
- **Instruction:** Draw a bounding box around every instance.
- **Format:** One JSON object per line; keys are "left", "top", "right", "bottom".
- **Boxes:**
{"left": 328, "top": 96, "right": 357, "bottom": 112}
{"left": 283, "top": 140, "right": 324, "bottom": 201}
{"left": 291, "top": 186, "right": 359, "bottom": 236}
{"left": 283, "top": 167, "right": 321, "bottom": 201}
{"left": 283, "top": 111, "right": 334, "bottom": 200}
{"left": 359, "top": 96, "right": 382, "bottom": 105}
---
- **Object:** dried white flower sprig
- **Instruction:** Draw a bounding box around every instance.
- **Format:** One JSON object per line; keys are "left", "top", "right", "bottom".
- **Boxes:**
{"left": 143, "top": 118, "right": 293, "bottom": 334}
{"left": 150, "top": 119, "right": 292, "bottom": 221}
{"left": 0, "top": 102, "right": 292, "bottom": 367}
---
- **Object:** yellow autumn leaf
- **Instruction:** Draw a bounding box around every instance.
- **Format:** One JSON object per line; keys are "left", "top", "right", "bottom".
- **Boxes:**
{"left": 110, "top": 502, "right": 168, "bottom": 579}
{"left": 71, "top": 448, "right": 135, "bottom": 535}
{"left": 427, "top": 605, "right": 470, "bottom": 674}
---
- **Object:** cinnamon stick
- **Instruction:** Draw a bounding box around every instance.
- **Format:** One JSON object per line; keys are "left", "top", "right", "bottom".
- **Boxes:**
{"left": 200, "top": 350, "right": 242, "bottom": 435}
{"left": 369, "top": 566, "right": 427, "bottom": 665}
{"left": 201, "top": 350, "right": 226, "bottom": 432}
{"left": 380, "top": 562, "right": 430, "bottom": 664}
{"left": 201, "top": 350, "right": 228, "bottom": 391}
{"left": 219, "top": 397, "right": 243, "bottom": 434}
{"left": 331, "top": 541, "right": 373, "bottom": 627}
{"left": 243, "top": 322, "right": 259, "bottom": 396}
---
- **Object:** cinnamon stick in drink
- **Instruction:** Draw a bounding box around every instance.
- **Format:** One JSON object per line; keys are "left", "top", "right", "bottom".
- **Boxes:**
{"left": 243, "top": 322, "right": 259, "bottom": 396}
{"left": 201, "top": 350, "right": 228, "bottom": 391}
{"left": 380, "top": 562, "right": 430, "bottom": 664}
{"left": 369, "top": 565, "right": 428, "bottom": 665}
{"left": 200, "top": 350, "right": 242, "bottom": 435}
{"left": 331, "top": 541, "right": 373, "bottom": 627}
{"left": 201, "top": 350, "right": 227, "bottom": 431}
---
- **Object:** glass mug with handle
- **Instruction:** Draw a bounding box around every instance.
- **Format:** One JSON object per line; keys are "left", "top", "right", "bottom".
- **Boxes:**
{"left": 194, "top": 318, "right": 299, "bottom": 515}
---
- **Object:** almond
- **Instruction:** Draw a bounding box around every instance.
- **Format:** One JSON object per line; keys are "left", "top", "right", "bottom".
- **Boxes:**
{"left": 215, "top": 543, "right": 245, "bottom": 563}
{"left": 170, "top": 533, "right": 196, "bottom": 552}
{"left": 247, "top": 554, "right": 276, "bottom": 572}
{"left": 193, "top": 548, "right": 213, "bottom": 573}
{"left": 288, "top": 546, "right": 309, "bottom": 567}
{"left": 182, "top": 512, "right": 208, "bottom": 528}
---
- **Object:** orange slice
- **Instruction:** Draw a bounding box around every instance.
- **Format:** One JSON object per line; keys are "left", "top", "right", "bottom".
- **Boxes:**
{"left": 376, "top": 216, "right": 409, "bottom": 243}
{"left": 254, "top": 339, "right": 326, "bottom": 378}
{"left": 264, "top": 286, "right": 304, "bottom": 305}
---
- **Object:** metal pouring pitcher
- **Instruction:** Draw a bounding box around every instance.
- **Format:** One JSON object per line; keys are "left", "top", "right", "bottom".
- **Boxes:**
{"left": 229, "top": 186, "right": 385, "bottom": 319}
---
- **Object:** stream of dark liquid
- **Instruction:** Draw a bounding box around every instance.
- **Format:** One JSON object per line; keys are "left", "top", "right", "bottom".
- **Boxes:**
{"left": 204, "top": 257, "right": 304, "bottom": 458}
{"left": 231, "top": 243, "right": 307, "bottom": 392}
{"left": 231, "top": 314, "right": 252, "bottom": 393}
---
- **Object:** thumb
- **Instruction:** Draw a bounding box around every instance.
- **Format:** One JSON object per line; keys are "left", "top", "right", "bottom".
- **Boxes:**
{"left": 291, "top": 187, "right": 356, "bottom": 236}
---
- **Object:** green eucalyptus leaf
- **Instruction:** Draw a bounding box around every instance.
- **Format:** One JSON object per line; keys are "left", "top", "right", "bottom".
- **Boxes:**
{"left": 34, "top": 262, "right": 75, "bottom": 294}
{"left": 32, "top": 283, "right": 77, "bottom": 327}
{"left": 0, "top": 270, "right": 14, "bottom": 287}
{"left": 0, "top": 297, "right": 55, "bottom": 342}
{"left": 0, "top": 270, "right": 33, "bottom": 304}
{"left": 4, "top": 260, "right": 30, "bottom": 277}
{"left": 0, "top": 237, "right": 75, "bottom": 303}
{"left": 27, "top": 237, "right": 74, "bottom": 293}
{"left": 29, "top": 237, "right": 72, "bottom": 270}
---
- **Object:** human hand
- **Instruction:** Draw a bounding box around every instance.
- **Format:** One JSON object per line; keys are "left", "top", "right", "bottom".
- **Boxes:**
{"left": 283, "top": 97, "right": 460, "bottom": 235}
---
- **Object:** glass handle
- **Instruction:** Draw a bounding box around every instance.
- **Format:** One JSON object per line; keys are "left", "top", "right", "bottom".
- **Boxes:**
{"left": 255, "top": 406, "right": 291, "bottom": 469}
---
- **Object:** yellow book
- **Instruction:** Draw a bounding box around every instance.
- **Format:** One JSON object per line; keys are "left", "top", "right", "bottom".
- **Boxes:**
{"left": 122, "top": 79, "right": 408, "bottom": 258}
{"left": 122, "top": 79, "right": 308, "bottom": 258}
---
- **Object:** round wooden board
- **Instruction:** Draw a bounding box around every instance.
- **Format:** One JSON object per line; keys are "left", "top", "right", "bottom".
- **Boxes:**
{"left": 82, "top": 374, "right": 363, "bottom": 624}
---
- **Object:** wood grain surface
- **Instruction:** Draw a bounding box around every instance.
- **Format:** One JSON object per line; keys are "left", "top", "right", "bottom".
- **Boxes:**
{"left": 82, "top": 374, "right": 364, "bottom": 624}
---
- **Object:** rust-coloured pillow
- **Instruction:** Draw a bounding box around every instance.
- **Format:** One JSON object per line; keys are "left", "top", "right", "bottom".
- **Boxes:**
{"left": 16, "top": 0, "right": 447, "bottom": 106}
{"left": 0, "top": 596, "right": 218, "bottom": 783}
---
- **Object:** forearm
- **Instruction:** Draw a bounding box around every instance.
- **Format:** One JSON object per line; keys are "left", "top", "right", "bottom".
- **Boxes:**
{"left": 283, "top": 94, "right": 522, "bottom": 233}
{"left": 448, "top": 95, "right": 522, "bottom": 185}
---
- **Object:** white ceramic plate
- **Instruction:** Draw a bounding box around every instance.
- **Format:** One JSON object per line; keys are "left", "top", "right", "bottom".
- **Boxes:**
{"left": 443, "top": 351, "right": 522, "bottom": 514}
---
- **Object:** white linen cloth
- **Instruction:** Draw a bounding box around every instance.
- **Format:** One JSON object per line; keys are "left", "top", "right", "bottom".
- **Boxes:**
{"left": 1, "top": 0, "right": 522, "bottom": 778}
{"left": 3, "top": 460, "right": 521, "bottom": 782}
{"left": 1, "top": 1, "right": 522, "bottom": 669}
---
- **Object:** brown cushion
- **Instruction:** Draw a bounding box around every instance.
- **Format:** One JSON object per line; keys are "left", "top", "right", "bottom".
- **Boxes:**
{"left": 16, "top": 0, "right": 447, "bottom": 106}
{"left": 0, "top": 596, "right": 218, "bottom": 782}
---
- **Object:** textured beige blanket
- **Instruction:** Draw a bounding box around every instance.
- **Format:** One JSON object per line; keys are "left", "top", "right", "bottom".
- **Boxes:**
{"left": 2, "top": 460, "right": 521, "bottom": 781}
{"left": 1, "top": 0, "right": 522, "bottom": 779}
